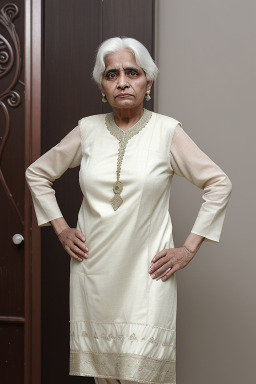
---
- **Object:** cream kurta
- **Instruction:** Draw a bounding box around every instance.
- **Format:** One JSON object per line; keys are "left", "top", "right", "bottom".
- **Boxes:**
{"left": 25, "top": 110, "right": 232, "bottom": 384}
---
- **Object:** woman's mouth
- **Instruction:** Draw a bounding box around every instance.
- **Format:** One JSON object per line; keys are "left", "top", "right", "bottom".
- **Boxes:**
{"left": 116, "top": 93, "right": 133, "bottom": 98}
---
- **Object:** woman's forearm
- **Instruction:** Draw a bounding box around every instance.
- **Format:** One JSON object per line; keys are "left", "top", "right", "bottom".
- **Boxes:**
{"left": 51, "top": 217, "right": 70, "bottom": 236}
{"left": 183, "top": 232, "right": 205, "bottom": 254}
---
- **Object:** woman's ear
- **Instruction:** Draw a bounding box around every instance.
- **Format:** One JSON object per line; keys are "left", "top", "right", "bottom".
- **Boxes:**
{"left": 147, "top": 80, "right": 153, "bottom": 91}
{"left": 100, "top": 86, "right": 107, "bottom": 98}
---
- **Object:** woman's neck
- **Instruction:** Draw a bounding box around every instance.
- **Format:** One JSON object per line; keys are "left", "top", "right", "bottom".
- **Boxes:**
{"left": 112, "top": 105, "right": 144, "bottom": 130}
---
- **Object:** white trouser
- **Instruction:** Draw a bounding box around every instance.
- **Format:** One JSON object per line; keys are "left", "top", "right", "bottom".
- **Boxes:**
{"left": 94, "top": 377, "right": 141, "bottom": 384}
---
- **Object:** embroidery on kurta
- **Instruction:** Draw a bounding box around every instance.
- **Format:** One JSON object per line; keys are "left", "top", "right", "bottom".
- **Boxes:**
{"left": 105, "top": 108, "right": 152, "bottom": 210}
{"left": 70, "top": 321, "right": 176, "bottom": 348}
{"left": 70, "top": 350, "right": 176, "bottom": 384}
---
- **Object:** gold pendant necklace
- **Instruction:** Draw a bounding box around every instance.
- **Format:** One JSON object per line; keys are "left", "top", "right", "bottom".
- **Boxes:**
{"left": 105, "top": 108, "right": 152, "bottom": 211}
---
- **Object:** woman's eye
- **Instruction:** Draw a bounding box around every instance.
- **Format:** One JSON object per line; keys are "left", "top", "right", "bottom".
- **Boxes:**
{"left": 129, "top": 71, "right": 138, "bottom": 77}
{"left": 107, "top": 72, "right": 117, "bottom": 79}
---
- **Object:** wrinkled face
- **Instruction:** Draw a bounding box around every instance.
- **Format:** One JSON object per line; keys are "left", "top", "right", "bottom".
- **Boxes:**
{"left": 101, "top": 49, "right": 152, "bottom": 110}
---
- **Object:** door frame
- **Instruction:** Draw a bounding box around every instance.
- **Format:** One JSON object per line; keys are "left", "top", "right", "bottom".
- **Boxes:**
{"left": 24, "top": 0, "right": 42, "bottom": 382}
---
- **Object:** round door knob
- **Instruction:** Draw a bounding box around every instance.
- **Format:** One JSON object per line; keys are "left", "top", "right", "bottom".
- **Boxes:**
{"left": 12, "top": 234, "right": 24, "bottom": 245}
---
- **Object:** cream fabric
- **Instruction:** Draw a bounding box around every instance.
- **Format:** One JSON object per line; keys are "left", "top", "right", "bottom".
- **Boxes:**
{"left": 25, "top": 111, "right": 232, "bottom": 384}
{"left": 94, "top": 377, "right": 151, "bottom": 384}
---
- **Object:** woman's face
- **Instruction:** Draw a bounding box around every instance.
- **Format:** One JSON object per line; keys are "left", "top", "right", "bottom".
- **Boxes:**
{"left": 101, "top": 49, "right": 152, "bottom": 111}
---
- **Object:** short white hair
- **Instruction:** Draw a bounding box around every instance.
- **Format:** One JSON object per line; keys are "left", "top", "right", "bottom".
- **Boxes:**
{"left": 92, "top": 37, "right": 159, "bottom": 87}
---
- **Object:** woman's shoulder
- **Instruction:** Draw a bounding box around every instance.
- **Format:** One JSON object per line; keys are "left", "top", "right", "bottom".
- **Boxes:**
{"left": 78, "top": 113, "right": 107, "bottom": 127}
{"left": 152, "top": 111, "right": 183, "bottom": 128}
{"left": 77, "top": 113, "right": 107, "bottom": 140}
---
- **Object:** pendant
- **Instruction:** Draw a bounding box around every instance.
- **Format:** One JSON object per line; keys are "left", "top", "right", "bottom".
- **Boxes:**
{"left": 111, "top": 181, "right": 123, "bottom": 210}
{"left": 113, "top": 181, "right": 123, "bottom": 194}
{"left": 111, "top": 194, "right": 123, "bottom": 211}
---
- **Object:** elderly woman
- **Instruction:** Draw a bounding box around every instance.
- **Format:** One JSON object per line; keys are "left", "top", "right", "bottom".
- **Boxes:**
{"left": 25, "top": 37, "right": 232, "bottom": 384}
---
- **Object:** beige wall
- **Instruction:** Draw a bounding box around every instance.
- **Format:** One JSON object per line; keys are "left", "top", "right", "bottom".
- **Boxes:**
{"left": 155, "top": 1, "right": 255, "bottom": 383}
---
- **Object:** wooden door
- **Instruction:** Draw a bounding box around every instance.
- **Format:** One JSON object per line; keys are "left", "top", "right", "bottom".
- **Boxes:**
{"left": 41, "top": 1, "right": 155, "bottom": 383}
{"left": 0, "top": 1, "right": 25, "bottom": 383}
{"left": 0, "top": 0, "right": 41, "bottom": 383}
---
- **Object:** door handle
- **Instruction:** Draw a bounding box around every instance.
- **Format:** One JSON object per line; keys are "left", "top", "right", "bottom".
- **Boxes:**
{"left": 12, "top": 234, "right": 24, "bottom": 245}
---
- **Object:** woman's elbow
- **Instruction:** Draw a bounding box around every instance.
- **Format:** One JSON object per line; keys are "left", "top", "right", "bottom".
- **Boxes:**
{"left": 224, "top": 174, "right": 233, "bottom": 197}
{"left": 25, "top": 165, "right": 37, "bottom": 186}
{"left": 25, "top": 166, "right": 32, "bottom": 183}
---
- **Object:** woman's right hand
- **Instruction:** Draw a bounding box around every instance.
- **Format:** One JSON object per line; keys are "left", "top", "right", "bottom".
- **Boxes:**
{"left": 58, "top": 227, "right": 89, "bottom": 262}
{"left": 51, "top": 217, "right": 88, "bottom": 261}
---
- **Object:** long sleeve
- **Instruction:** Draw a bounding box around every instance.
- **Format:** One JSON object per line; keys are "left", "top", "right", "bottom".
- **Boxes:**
{"left": 169, "top": 123, "right": 232, "bottom": 242}
{"left": 25, "top": 124, "right": 82, "bottom": 227}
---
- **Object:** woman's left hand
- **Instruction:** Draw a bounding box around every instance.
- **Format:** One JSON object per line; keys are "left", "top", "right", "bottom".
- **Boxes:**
{"left": 148, "top": 246, "right": 196, "bottom": 281}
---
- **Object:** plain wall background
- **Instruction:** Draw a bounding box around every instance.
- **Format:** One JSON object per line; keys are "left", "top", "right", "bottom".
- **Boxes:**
{"left": 155, "top": 1, "right": 255, "bottom": 383}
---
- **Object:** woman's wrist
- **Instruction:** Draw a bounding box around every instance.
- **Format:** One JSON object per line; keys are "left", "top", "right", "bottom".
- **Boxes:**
{"left": 51, "top": 217, "right": 70, "bottom": 236}
{"left": 182, "top": 232, "right": 205, "bottom": 255}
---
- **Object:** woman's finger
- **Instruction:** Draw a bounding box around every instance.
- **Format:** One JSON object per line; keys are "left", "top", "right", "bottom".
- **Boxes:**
{"left": 149, "top": 255, "right": 169, "bottom": 273}
{"left": 70, "top": 244, "right": 88, "bottom": 259}
{"left": 75, "top": 229, "right": 86, "bottom": 242}
{"left": 149, "top": 259, "right": 171, "bottom": 278}
{"left": 73, "top": 237, "right": 88, "bottom": 253}
{"left": 156, "top": 267, "right": 172, "bottom": 280}
{"left": 151, "top": 249, "right": 167, "bottom": 263}
{"left": 161, "top": 265, "right": 179, "bottom": 281}
{"left": 66, "top": 247, "right": 83, "bottom": 262}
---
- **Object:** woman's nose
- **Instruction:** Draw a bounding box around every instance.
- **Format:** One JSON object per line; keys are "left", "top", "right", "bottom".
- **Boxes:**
{"left": 117, "top": 72, "right": 128, "bottom": 88}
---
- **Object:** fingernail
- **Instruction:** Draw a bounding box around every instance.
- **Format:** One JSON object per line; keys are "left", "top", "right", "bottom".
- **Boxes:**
{"left": 151, "top": 273, "right": 155, "bottom": 278}
{"left": 86, "top": 247, "right": 89, "bottom": 251}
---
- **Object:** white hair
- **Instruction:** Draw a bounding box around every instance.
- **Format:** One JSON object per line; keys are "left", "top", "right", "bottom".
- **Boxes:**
{"left": 92, "top": 37, "right": 159, "bottom": 87}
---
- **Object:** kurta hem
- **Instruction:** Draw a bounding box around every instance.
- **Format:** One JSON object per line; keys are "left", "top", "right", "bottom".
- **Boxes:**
{"left": 69, "top": 350, "right": 176, "bottom": 384}
{"left": 70, "top": 321, "right": 176, "bottom": 383}
{"left": 69, "top": 372, "right": 175, "bottom": 384}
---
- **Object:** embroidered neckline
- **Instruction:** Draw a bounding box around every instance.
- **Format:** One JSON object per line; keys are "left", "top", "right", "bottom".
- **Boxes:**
{"left": 105, "top": 109, "right": 152, "bottom": 211}
{"left": 105, "top": 108, "right": 152, "bottom": 141}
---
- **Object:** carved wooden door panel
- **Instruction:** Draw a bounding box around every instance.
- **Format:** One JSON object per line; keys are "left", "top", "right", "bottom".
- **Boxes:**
{"left": 0, "top": 1, "right": 26, "bottom": 383}
{"left": 0, "top": 1, "right": 41, "bottom": 383}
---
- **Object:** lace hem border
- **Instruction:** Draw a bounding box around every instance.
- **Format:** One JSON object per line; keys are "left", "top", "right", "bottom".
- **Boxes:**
{"left": 70, "top": 350, "right": 176, "bottom": 384}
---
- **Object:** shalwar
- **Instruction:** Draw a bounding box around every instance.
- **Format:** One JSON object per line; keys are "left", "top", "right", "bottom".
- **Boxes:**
{"left": 25, "top": 109, "right": 232, "bottom": 384}
{"left": 94, "top": 377, "right": 147, "bottom": 384}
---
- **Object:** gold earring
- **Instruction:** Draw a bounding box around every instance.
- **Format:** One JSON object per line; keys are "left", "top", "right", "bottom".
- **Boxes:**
{"left": 102, "top": 93, "right": 107, "bottom": 103}
{"left": 145, "top": 90, "right": 151, "bottom": 101}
